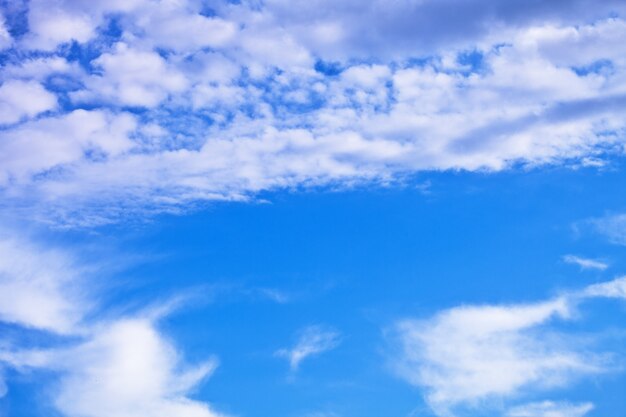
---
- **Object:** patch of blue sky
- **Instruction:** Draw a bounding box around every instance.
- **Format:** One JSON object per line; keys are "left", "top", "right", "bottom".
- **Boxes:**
{"left": 0, "top": 0, "right": 28, "bottom": 39}
{"left": 573, "top": 59, "right": 615, "bottom": 76}
{"left": 314, "top": 59, "right": 344, "bottom": 76}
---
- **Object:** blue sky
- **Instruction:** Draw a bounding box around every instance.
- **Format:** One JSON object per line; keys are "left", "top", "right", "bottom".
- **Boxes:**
{"left": 1, "top": 1, "right": 626, "bottom": 417}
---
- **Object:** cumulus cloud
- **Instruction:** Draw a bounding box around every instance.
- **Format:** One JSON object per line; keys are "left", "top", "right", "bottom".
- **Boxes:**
{"left": 0, "top": 0, "right": 624, "bottom": 225}
{"left": 390, "top": 277, "right": 626, "bottom": 416}
{"left": 0, "top": 80, "right": 56, "bottom": 124}
{"left": 0, "top": 109, "right": 136, "bottom": 189}
{"left": 72, "top": 43, "right": 189, "bottom": 108}
{"left": 277, "top": 325, "right": 341, "bottom": 371}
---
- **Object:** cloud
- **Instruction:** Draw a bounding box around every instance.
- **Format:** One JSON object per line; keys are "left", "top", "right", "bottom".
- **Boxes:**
{"left": 0, "top": 80, "right": 56, "bottom": 124}
{"left": 0, "top": 109, "right": 136, "bottom": 188}
{"left": 277, "top": 325, "right": 341, "bottom": 371}
{"left": 54, "top": 319, "right": 221, "bottom": 417}
{"left": 590, "top": 213, "right": 626, "bottom": 245}
{"left": 71, "top": 43, "right": 189, "bottom": 108}
{"left": 390, "top": 277, "right": 626, "bottom": 416}
{"left": 0, "top": 233, "right": 87, "bottom": 333}
{"left": 258, "top": 0, "right": 626, "bottom": 59}
{"left": 506, "top": 401, "right": 594, "bottom": 417}
{"left": 0, "top": 235, "right": 223, "bottom": 417}
{"left": 0, "top": 14, "right": 12, "bottom": 49}
{"left": 563, "top": 255, "right": 608, "bottom": 271}
{"left": 0, "top": 2, "right": 625, "bottom": 225}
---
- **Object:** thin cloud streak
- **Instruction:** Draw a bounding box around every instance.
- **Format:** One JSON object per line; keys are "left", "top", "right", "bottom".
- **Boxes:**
{"left": 276, "top": 325, "right": 341, "bottom": 371}
{"left": 563, "top": 254, "right": 608, "bottom": 271}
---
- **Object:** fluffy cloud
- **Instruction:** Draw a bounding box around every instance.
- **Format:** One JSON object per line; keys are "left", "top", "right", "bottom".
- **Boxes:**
{"left": 276, "top": 325, "right": 341, "bottom": 371}
{"left": 390, "top": 277, "right": 626, "bottom": 416}
{"left": 0, "top": 1, "right": 624, "bottom": 225}
{"left": 0, "top": 80, "right": 56, "bottom": 124}
{"left": 54, "top": 319, "right": 220, "bottom": 417}
{"left": 0, "top": 109, "right": 136, "bottom": 190}
{"left": 72, "top": 43, "right": 188, "bottom": 108}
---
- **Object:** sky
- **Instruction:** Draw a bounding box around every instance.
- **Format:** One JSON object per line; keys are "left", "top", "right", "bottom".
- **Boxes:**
{"left": 0, "top": 1, "right": 626, "bottom": 416}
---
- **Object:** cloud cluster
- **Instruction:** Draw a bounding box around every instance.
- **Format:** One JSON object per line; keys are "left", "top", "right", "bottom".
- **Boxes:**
{"left": 390, "top": 277, "right": 626, "bottom": 416}
{"left": 0, "top": 1, "right": 625, "bottom": 224}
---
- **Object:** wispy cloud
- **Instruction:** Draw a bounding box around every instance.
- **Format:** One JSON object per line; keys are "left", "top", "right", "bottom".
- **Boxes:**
{"left": 276, "top": 325, "right": 341, "bottom": 371}
{"left": 0, "top": 233, "right": 88, "bottom": 334}
{"left": 506, "top": 401, "right": 594, "bottom": 417}
{"left": 54, "top": 319, "right": 221, "bottom": 417}
{"left": 563, "top": 254, "right": 608, "bottom": 271}
{"left": 390, "top": 277, "right": 626, "bottom": 416}
{"left": 0, "top": 234, "right": 223, "bottom": 417}
{"left": 582, "top": 275, "right": 626, "bottom": 299}
{"left": 590, "top": 213, "right": 626, "bottom": 246}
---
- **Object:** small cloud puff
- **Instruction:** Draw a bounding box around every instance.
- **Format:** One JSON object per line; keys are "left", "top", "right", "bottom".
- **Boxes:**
{"left": 276, "top": 325, "right": 341, "bottom": 371}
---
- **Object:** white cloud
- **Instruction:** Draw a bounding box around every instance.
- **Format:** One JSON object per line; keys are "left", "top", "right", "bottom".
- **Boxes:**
{"left": 1, "top": 57, "right": 81, "bottom": 84}
{"left": 583, "top": 276, "right": 626, "bottom": 299}
{"left": 0, "top": 80, "right": 57, "bottom": 124}
{"left": 507, "top": 401, "right": 594, "bottom": 417}
{"left": 72, "top": 43, "right": 188, "bottom": 108}
{"left": 391, "top": 277, "right": 626, "bottom": 416}
{"left": 54, "top": 319, "right": 221, "bottom": 417}
{"left": 257, "top": 0, "right": 626, "bottom": 59}
{"left": 0, "top": 2, "right": 625, "bottom": 226}
{"left": 563, "top": 255, "right": 608, "bottom": 271}
{"left": 0, "top": 109, "right": 136, "bottom": 187}
{"left": 0, "top": 234, "right": 223, "bottom": 417}
{"left": 24, "top": 2, "right": 95, "bottom": 50}
{"left": 22, "top": 0, "right": 147, "bottom": 50}
{"left": 0, "top": 14, "right": 11, "bottom": 50}
{"left": 277, "top": 325, "right": 341, "bottom": 371}
{"left": 0, "top": 234, "right": 87, "bottom": 333}
{"left": 138, "top": 11, "right": 237, "bottom": 53}
{"left": 591, "top": 213, "right": 626, "bottom": 245}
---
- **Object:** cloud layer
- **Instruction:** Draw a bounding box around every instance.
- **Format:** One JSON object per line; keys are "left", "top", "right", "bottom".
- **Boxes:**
{"left": 0, "top": 1, "right": 625, "bottom": 225}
